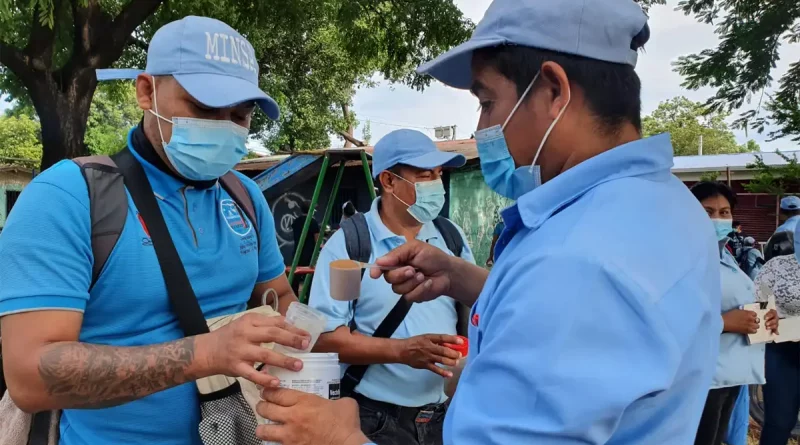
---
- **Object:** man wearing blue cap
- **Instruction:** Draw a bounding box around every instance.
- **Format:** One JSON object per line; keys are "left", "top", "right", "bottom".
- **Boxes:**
{"left": 307, "top": 129, "right": 472, "bottom": 445}
{"left": 0, "top": 16, "right": 310, "bottom": 445}
{"left": 776, "top": 196, "right": 800, "bottom": 233}
{"left": 255, "top": 1, "right": 722, "bottom": 444}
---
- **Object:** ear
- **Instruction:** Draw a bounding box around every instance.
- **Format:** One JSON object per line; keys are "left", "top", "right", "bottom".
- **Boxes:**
{"left": 539, "top": 61, "right": 571, "bottom": 120}
{"left": 135, "top": 74, "right": 155, "bottom": 111}
{"left": 379, "top": 171, "right": 396, "bottom": 194}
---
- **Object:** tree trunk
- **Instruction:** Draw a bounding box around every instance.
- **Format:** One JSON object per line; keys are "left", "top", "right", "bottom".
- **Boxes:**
{"left": 30, "top": 68, "right": 97, "bottom": 170}
{"left": 341, "top": 102, "right": 353, "bottom": 148}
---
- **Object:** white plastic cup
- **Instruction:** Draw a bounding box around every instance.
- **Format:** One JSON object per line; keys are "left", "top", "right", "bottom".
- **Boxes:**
{"left": 262, "top": 353, "right": 341, "bottom": 445}
{"left": 280, "top": 302, "right": 326, "bottom": 353}
{"left": 329, "top": 259, "right": 362, "bottom": 301}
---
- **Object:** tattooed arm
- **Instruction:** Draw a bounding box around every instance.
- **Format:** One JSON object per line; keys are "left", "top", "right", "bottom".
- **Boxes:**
{"left": 1, "top": 309, "right": 309, "bottom": 413}
{"left": 1, "top": 311, "right": 211, "bottom": 412}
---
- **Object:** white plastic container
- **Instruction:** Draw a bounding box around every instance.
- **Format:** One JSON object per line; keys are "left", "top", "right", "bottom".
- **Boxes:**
{"left": 278, "top": 302, "right": 327, "bottom": 353}
{"left": 262, "top": 352, "right": 341, "bottom": 445}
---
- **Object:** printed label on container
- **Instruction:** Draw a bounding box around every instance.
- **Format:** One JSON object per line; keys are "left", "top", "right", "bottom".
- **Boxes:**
{"left": 328, "top": 382, "right": 341, "bottom": 400}
{"left": 278, "top": 378, "right": 341, "bottom": 400}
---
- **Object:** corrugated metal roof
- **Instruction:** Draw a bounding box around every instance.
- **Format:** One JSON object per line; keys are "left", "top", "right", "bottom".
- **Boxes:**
{"left": 672, "top": 151, "right": 798, "bottom": 172}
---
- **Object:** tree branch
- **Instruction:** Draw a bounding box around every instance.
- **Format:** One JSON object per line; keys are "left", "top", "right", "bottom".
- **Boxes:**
{"left": 338, "top": 131, "right": 365, "bottom": 147}
{"left": 127, "top": 36, "right": 149, "bottom": 52}
{"left": 25, "top": 0, "right": 63, "bottom": 71}
{"left": 0, "top": 42, "right": 32, "bottom": 78}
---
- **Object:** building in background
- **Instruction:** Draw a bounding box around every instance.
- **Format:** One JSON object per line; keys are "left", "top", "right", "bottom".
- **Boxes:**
{"left": 0, "top": 165, "right": 35, "bottom": 232}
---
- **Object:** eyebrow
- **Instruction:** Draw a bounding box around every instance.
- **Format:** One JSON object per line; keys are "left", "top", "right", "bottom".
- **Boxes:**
{"left": 470, "top": 80, "right": 486, "bottom": 96}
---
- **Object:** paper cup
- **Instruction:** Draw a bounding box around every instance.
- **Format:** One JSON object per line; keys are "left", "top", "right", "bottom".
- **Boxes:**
{"left": 330, "top": 259, "right": 362, "bottom": 301}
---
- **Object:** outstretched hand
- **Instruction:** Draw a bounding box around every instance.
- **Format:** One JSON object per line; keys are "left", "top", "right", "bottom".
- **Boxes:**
{"left": 369, "top": 240, "right": 453, "bottom": 303}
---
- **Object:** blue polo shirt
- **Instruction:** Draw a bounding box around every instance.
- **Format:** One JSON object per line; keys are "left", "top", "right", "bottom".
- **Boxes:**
{"left": 0, "top": 129, "right": 286, "bottom": 445}
{"left": 444, "top": 134, "right": 722, "bottom": 444}
{"left": 308, "top": 198, "right": 475, "bottom": 407}
{"left": 777, "top": 215, "right": 800, "bottom": 234}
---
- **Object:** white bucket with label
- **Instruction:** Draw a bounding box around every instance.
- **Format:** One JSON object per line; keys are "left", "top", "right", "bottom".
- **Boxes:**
{"left": 262, "top": 353, "right": 341, "bottom": 445}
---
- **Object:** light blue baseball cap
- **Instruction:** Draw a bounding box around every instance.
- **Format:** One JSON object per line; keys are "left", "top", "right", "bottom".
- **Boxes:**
{"left": 418, "top": 0, "right": 650, "bottom": 89}
{"left": 371, "top": 129, "right": 466, "bottom": 179}
{"left": 97, "top": 16, "right": 279, "bottom": 120}
{"left": 781, "top": 196, "right": 800, "bottom": 210}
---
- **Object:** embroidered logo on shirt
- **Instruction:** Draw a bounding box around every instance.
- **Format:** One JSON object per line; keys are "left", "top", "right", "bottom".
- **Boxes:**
{"left": 137, "top": 212, "right": 152, "bottom": 247}
{"left": 220, "top": 199, "right": 252, "bottom": 237}
{"left": 471, "top": 312, "right": 480, "bottom": 327}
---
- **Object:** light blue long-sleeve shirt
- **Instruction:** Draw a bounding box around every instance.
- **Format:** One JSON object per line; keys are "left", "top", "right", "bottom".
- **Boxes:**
{"left": 777, "top": 215, "right": 800, "bottom": 234}
{"left": 440, "top": 134, "right": 721, "bottom": 445}
{"left": 308, "top": 197, "right": 475, "bottom": 407}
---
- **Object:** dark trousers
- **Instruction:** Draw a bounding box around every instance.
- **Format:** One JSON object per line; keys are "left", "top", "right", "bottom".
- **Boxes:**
{"left": 761, "top": 342, "right": 800, "bottom": 445}
{"left": 354, "top": 393, "right": 446, "bottom": 445}
{"left": 695, "top": 386, "right": 741, "bottom": 445}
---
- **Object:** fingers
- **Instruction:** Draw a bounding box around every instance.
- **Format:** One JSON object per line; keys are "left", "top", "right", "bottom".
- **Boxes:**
{"left": 433, "top": 355, "right": 459, "bottom": 368}
{"left": 428, "top": 334, "right": 464, "bottom": 345}
{"left": 247, "top": 325, "right": 310, "bottom": 351}
{"left": 236, "top": 362, "right": 279, "bottom": 388}
{"left": 249, "top": 315, "right": 312, "bottom": 338}
{"left": 245, "top": 346, "right": 304, "bottom": 372}
{"left": 255, "top": 424, "right": 285, "bottom": 443}
{"left": 425, "top": 363, "right": 453, "bottom": 378}
{"left": 748, "top": 323, "right": 759, "bottom": 334}
{"left": 379, "top": 266, "right": 418, "bottom": 286}
{"left": 256, "top": 400, "right": 291, "bottom": 424}
{"left": 260, "top": 387, "right": 307, "bottom": 407}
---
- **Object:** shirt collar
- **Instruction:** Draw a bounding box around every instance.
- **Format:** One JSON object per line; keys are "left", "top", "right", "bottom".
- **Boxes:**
{"left": 365, "top": 197, "right": 441, "bottom": 243}
{"left": 507, "top": 133, "right": 674, "bottom": 231}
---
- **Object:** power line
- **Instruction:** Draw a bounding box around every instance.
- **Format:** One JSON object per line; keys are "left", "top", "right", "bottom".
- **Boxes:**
{"left": 357, "top": 115, "right": 435, "bottom": 131}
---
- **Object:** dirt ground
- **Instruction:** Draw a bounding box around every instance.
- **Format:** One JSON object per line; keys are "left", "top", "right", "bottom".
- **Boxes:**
{"left": 747, "top": 422, "right": 798, "bottom": 444}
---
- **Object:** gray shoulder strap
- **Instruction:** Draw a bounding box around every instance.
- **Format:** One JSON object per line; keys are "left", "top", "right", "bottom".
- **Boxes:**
{"left": 73, "top": 156, "right": 128, "bottom": 289}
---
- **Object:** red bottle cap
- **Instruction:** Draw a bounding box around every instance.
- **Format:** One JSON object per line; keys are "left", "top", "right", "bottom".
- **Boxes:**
{"left": 443, "top": 335, "right": 469, "bottom": 357}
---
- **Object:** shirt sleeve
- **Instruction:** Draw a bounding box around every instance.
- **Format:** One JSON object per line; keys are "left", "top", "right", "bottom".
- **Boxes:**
{"left": 0, "top": 161, "right": 93, "bottom": 316}
{"left": 449, "top": 253, "right": 679, "bottom": 444}
{"left": 453, "top": 222, "right": 476, "bottom": 265}
{"left": 238, "top": 174, "right": 286, "bottom": 283}
{"left": 307, "top": 230, "right": 353, "bottom": 332}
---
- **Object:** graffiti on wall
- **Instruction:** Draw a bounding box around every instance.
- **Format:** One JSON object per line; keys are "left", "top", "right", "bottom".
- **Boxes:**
{"left": 270, "top": 191, "right": 311, "bottom": 250}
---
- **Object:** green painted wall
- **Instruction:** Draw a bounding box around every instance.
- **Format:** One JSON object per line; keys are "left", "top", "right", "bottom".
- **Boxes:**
{"left": 449, "top": 167, "right": 511, "bottom": 267}
{"left": 0, "top": 183, "right": 25, "bottom": 229}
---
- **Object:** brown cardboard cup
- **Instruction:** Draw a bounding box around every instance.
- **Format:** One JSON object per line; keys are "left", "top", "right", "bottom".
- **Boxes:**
{"left": 330, "top": 259, "right": 362, "bottom": 301}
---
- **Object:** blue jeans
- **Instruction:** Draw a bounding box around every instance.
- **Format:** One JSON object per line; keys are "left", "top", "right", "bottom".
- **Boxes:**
{"left": 354, "top": 393, "right": 446, "bottom": 445}
{"left": 760, "top": 342, "right": 800, "bottom": 445}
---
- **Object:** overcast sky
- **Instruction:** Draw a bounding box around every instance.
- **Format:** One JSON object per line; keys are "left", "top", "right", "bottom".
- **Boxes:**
{"left": 340, "top": 0, "right": 800, "bottom": 153}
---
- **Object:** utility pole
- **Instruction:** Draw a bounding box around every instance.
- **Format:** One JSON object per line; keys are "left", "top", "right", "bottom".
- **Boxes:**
{"left": 698, "top": 134, "right": 703, "bottom": 155}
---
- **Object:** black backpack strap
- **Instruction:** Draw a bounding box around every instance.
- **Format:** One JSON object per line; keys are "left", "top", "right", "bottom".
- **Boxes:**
{"left": 111, "top": 149, "right": 209, "bottom": 337}
{"left": 341, "top": 296, "right": 413, "bottom": 396}
{"left": 72, "top": 156, "right": 128, "bottom": 289}
{"left": 219, "top": 172, "right": 260, "bottom": 249}
{"left": 340, "top": 213, "right": 371, "bottom": 331}
{"left": 433, "top": 216, "right": 464, "bottom": 258}
{"left": 432, "top": 216, "right": 471, "bottom": 336}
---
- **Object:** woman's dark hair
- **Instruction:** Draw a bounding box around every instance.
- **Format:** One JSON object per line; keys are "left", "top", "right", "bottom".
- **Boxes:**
{"left": 765, "top": 231, "right": 795, "bottom": 261}
{"left": 472, "top": 43, "right": 644, "bottom": 134}
{"left": 342, "top": 201, "right": 356, "bottom": 217}
{"left": 689, "top": 181, "right": 738, "bottom": 209}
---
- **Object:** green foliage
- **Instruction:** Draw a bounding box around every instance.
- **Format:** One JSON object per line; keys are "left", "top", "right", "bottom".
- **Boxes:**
{"left": 0, "top": 0, "right": 474, "bottom": 164}
{"left": 85, "top": 82, "right": 141, "bottom": 155}
{"left": 648, "top": 0, "right": 800, "bottom": 142}
{"left": 745, "top": 151, "right": 800, "bottom": 195}
{"left": 362, "top": 120, "right": 372, "bottom": 145}
{"left": 699, "top": 171, "right": 721, "bottom": 182}
{"left": 642, "top": 96, "right": 760, "bottom": 156}
{"left": 0, "top": 115, "right": 42, "bottom": 167}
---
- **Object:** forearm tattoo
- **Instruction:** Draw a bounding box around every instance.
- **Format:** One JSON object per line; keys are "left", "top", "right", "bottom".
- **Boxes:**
{"left": 38, "top": 338, "right": 197, "bottom": 409}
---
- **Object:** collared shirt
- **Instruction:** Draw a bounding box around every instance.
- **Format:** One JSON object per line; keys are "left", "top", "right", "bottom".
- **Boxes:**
{"left": 743, "top": 247, "right": 763, "bottom": 281}
{"left": 776, "top": 215, "right": 800, "bottom": 234}
{"left": 308, "top": 198, "right": 475, "bottom": 407}
{"left": 713, "top": 249, "right": 764, "bottom": 389}
{"left": 444, "top": 134, "right": 721, "bottom": 445}
{"left": 0, "top": 127, "right": 285, "bottom": 445}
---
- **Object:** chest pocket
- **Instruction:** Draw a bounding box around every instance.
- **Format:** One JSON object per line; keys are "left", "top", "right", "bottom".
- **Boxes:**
{"left": 72, "top": 155, "right": 261, "bottom": 290}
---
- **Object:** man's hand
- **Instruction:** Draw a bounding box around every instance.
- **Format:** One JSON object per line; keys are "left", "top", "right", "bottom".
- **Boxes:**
{"left": 765, "top": 309, "right": 779, "bottom": 334}
{"left": 722, "top": 309, "right": 760, "bottom": 335}
{"left": 394, "top": 334, "right": 463, "bottom": 378}
{"left": 203, "top": 314, "right": 311, "bottom": 388}
{"left": 256, "top": 388, "right": 369, "bottom": 445}
{"left": 370, "top": 240, "right": 454, "bottom": 302}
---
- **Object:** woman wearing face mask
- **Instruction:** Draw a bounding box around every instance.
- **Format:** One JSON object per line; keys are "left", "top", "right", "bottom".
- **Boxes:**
{"left": 690, "top": 181, "right": 779, "bottom": 445}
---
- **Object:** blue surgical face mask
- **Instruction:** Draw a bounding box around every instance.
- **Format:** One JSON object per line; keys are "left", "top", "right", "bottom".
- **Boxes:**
{"left": 391, "top": 174, "right": 445, "bottom": 223}
{"left": 711, "top": 218, "right": 733, "bottom": 241}
{"left": 474, "top": 71, "right": 571, "bottom": 200}
{"left": 150, "top": 79, "right": 249, "bottom": 181}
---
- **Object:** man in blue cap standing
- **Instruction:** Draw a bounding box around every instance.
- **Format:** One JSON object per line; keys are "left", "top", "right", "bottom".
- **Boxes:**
{"left": 776, "top": 196, "right": 800, "bottom": 233}
{"left": 0, "top": 16, "right": 310, "bottom": 445}
{"left": 254, "top": 1, "right": 722, "bottom": 444}
{"left": 308, "top": 129, "right": 472, "bottom": 445}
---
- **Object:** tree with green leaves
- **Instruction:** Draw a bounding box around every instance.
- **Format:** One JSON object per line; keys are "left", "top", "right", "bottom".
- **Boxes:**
{"left": 0, "top": 0, "right": 473, "bottom": 169}
{"left": 642, "top": 96, "right": 760, "bottom": 156}
{"left": 745, "top": 151, "right": 800, "bottom": 196}
{"left": 640, "top": 0, "right": 800, "bottom": 143}
{"left": 0, "top": 115, "right": 42, "bottom": 168}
